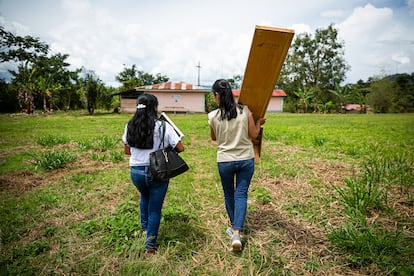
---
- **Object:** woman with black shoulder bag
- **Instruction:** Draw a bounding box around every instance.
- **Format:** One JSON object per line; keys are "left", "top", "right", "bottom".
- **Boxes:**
{"left": 122, "top": 93, "right": 185, "bottom": 255}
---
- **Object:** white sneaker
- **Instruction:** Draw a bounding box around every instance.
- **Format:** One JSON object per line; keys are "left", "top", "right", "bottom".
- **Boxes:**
{"left": 226, "top": 227, "right": 233, "bottom": 237}
{"left": 231, "top": 234, "right": 242, "bottom": 252}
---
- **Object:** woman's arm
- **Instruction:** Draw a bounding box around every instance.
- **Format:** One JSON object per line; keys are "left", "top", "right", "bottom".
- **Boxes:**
{"left": 210, "top": 125, "right": 216, "bottom": 141}
{"left": 248, "top": 110, "right": 266, "bottom": 139}
{"left": 124, "top": 144, "right": 131, "bottom": 155}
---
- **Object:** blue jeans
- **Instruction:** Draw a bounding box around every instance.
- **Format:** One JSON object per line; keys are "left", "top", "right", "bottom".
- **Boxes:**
{"left": 130, "top": 166, "right": 169, "bottom": 250}
{"left": 217, "top": 158, "right": 254, "bottom": 231}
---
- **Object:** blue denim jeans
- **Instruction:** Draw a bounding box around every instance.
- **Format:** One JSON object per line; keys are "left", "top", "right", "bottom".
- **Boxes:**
{"left": 217, "top": 158, "right": 254, "bottom": 231}
{"left": 130, "top": 166, "right": 169, "bottom": 250}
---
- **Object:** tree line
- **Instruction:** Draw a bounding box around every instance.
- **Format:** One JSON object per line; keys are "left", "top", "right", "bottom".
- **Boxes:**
{"left": 0, "top": 26, "right": 168, "bottom": 115}
{"left": 226, "top": 24, "right": 414, "bottom": 114}
{"left": 1, "top": 25, "right": 413, "bottom": 114}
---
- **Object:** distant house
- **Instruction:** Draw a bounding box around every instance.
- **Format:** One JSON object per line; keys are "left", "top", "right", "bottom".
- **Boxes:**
{"left": 342, "top": 104, "right": 369, "bottom": 114}
{"left": 117, "top": 81, "right": 287, "bottom": 113}
{"left": 233, "top": 89, "right": 287, "bottom": 112}
{"left": 117, "top": 81, "right": 210, "bottom": 114}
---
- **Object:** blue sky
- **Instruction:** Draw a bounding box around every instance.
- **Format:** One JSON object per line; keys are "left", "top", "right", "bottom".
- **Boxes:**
{"left": 1, "top": 0, "right": 413, "bottom": 87}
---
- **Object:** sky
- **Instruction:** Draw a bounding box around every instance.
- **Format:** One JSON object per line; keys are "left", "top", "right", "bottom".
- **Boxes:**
{"left": 1, "top": 0, "right": 413, "bottom": 88}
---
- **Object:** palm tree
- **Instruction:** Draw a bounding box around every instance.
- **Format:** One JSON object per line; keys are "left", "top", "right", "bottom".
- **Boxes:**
{"left": 329, "top": 83, "right": 353, "bottom": 113}
{"left": 294, "top": 87, "right": 314, "bottom": 113}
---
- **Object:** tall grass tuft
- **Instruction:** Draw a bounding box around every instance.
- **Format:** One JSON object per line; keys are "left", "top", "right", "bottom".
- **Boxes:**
{"left": 331, "top": 147, "right": 414, "bottom": 274}
{"left": 334, "top": 151, "right": 409, "bottom": 217}
{"left": 32, "top": 150, "right": 76, "bottom": 171}
{"left": 37, "top": 134, "right": 68, "bottom": 147}
{"left": 93, "top": 135, "right": 119, "bottom": 151}
{"left": 329, "top": 221, "right": 413, "bottom": 273}
{"left": 336, "top": 176, "right": 388, "bottom": 218}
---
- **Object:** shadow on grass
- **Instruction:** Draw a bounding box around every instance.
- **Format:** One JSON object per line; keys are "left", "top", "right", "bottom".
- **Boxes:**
{"left": 158, "top": 207, "right": 206, "bottom": 256}
{"left": 246, "top": 206, "right": 324, "bottom": 246}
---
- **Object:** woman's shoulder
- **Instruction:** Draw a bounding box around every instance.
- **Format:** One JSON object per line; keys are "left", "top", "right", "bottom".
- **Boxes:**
{"left": 241, "top": 104, "right": 250, "bottom": 111}
{"left": 208, "top": 109, "right": 219, "bottom": 119}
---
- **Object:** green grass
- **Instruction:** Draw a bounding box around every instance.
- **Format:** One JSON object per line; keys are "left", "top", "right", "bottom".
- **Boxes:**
{"left": 0, "top": 112, "right": 413, "bottom": 275}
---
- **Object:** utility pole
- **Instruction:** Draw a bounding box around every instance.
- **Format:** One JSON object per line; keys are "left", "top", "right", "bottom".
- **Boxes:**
{"left": 196, "top": 61, "right": 201, "bottom": 86}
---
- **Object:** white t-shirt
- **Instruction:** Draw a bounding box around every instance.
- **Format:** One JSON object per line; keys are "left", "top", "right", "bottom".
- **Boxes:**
{"left": 208, "top": 105, "right": 254, "bottom": 162}
{"left": 122, "top": 120, "right": 181, "bottom": 166}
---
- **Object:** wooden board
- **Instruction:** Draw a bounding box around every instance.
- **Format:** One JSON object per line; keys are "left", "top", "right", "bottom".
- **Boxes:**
{"left": 238, "top": 25, "right": 294, "bottom": 163}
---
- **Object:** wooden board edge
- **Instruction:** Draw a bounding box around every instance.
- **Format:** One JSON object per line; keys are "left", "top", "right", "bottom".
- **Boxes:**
{"left": 255, "top": 25, "right": 295, "bottom": 34}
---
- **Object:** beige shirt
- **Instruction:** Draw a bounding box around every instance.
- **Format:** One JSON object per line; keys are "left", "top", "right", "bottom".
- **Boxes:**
{"left": 208, "top": 105, "right": 254, "bottom": 162}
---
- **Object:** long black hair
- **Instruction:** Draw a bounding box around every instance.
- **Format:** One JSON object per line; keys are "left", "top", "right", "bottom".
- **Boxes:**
{"left": 127, "top": 93, "right": 159, "bottom": 149}
{"left": 212, "top": 79, "right": 243, "bottom": 120}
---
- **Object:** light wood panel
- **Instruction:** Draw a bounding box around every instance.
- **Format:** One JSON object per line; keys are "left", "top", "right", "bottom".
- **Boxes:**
{"left": 238, "top": 25, "right": 294, "bottom": 163}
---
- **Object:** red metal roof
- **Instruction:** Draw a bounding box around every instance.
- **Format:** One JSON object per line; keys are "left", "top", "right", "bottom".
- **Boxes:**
{"left": 137, "top": 81, "right": 205, "bottom": 91}
{"left": 232, "top": 89, "right": 287, "bottom": 97}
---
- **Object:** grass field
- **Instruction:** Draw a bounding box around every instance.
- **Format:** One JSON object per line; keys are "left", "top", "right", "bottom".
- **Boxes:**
{"left": 0, "top": 111, "right": 413, "bottom": 275}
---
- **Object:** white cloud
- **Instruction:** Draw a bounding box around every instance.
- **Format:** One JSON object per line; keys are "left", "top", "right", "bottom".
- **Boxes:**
{"left": 321, "top": 9, "right": 346, "bottom": 19}
{"left": 392, "top": 53, "right": 410, "bottom": 65}
{"left": 1, "top": 0, "right": 413, "bottom": 86}
{"left": 290, "top": 23, "right": 312, "bottom": 35}
{"left": 0, "top": 16, "right": 29, "bottom": 35}
{"left": 338, "top": 4, "right": 413, "bottom": 82}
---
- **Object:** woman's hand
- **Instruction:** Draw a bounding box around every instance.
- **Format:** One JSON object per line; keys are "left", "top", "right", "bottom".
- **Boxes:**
{"left": 175, "top": 141, "right": 185, "bottom": 153}
{"left": 256, "top": 117, "right": 266, "bottom": 126}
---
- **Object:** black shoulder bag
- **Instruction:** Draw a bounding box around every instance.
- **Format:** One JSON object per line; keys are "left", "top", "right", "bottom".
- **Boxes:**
{"left": 149, "top": 120, "right": 189, "bottom": 181}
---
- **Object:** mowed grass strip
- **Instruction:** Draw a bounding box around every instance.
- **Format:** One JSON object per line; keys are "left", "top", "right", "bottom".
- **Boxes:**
{"left": 0, "top": 112, "right": 413, "bottom": 275}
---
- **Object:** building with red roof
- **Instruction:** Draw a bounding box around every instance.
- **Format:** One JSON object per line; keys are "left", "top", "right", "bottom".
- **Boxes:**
{"left": 232, "top": 89, "right": 287, "bottom": 113}
{"left": 117, "top": 81, "right": 287, "bottom": 113}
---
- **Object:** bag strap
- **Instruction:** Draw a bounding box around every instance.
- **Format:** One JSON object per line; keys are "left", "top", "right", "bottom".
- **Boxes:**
{"left": 157, "top": 120, "right": 166, "bottom": 149}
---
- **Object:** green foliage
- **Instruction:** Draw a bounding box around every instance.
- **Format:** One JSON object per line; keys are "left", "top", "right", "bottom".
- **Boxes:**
{"left": 91, "top": 151, "right": 124, "bottom": 162}
{"left": 37, "top": 134, "right": 68, "bottom": 147}
{"left": 329, "top": 222, "right": 413, "bottom": 273}
{"left": 368, "top": 78, "right": 395, "bottom": 113}
{"left": 12, "top": 240, "right": 50, "bottom": 257}
{"left": 227, "top": 74, "right": 242, "bottom": 89}
{"left": 312, "top": 135, "right": 327, "bottom": 147}
{"left": 79, "top": 69, "right": 103, "bottom": 115}
{"left": 332, "top": 147, "right": 414, "bottom": 273}
{"left": 205, "top": 92, "right": 218, "bottom": 112}
{"left": 253, "top": 187, "right": 272, "bottom": 205}
{"left": 391, "top": 73, "right": 414, "bottom": 112}
{"left": 279, "top": 24, "right": 349, "bottom": 103}
{"left": 92, "top": 135, "right": 119, "bottom": 151}
{"left": 0, "top": 26, "right": 49, "bottom": 63}
{"left": 335, "top": 150, "right": 413, "bottom": 217}
{"left": 115, "top": 64, "right": 169, "bottom": 91}
{"left": 76, "top": 139, "right": 93, "bottom": 151}
{"left": 1, "top": 240, "right": 51, "bottom": 275}
{"left": 0, "top": 79, "right": 19, "bottom": 112}
{"left": 32, "top": 150, "right": 76, "bottom": 171}
{"left": 101, "top": 201, "right": 142, "bottom": 252}
{"left": 336, "top": 177, "right": 387, "bottom": 218}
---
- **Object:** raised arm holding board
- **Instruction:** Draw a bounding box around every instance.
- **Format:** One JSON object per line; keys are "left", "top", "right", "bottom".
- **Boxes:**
{"left": 238, "top": 25, "right": 294, "bottom": 163}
